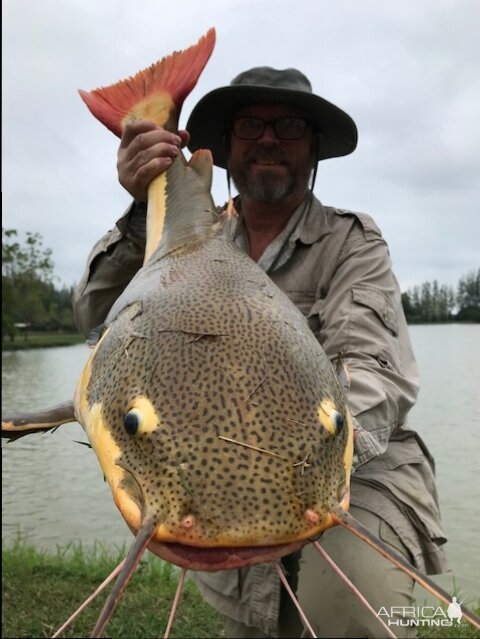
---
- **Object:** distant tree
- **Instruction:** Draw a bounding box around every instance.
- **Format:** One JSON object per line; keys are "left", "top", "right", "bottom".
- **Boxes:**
{"left": 43, "top": 284, "right": 77, "bottom": 332}
{"left": 2, "top": 228, "right": 54, "bottom": 281}
{"left": 444, "top": 285, "right": 456, "bottom": 319}
{"left": 401, "top": 292, "right": 414, "bottom": 319}
{"left": 402, "top": 271, "right": 477, "bottom": 324}
{"left": 2, "top": 228, "right": 76, "bottom": 339}
{"left": 421, "top": 281, "right": 433, "bottom": 322}
{"left": 456, "top": 269, "right": 480, "bottom": 322}
{"left": 437, "top": 281, "right": 453, "bottom": 321}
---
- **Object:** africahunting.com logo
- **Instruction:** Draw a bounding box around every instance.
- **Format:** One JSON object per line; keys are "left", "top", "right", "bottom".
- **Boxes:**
{"left": 377, "top": 596, "right": 466, "bottom": 629}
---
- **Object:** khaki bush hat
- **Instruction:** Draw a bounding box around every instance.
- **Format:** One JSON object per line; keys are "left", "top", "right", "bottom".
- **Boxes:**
{"left": 186, "top": 66, "right": 358, "bottom": 168}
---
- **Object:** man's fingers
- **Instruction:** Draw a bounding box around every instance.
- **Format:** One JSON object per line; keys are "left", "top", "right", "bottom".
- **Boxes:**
{"left": 178, "top": 130, "right": 190, "bottom": 148}
{"left": 119, "top": 120, "right": 160, "bottom": 149}
{"left": 133, "top": 156, "right": 174, "bottom": 189}
{"left": 134, "top": 141, "right": 181, "bottom": 166}
{"left": 120, "top": 120, "right": 185, "bottom": 150}
{"left": 117, "top": 120, "right": 189, "bottom": 201}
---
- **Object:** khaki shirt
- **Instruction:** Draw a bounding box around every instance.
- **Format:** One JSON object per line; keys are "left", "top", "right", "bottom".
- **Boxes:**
{"left": 72, "top": 195, "right": 448, "bottom": 636}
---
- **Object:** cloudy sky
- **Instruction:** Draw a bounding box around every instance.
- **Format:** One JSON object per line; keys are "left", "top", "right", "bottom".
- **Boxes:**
{"left": 3, "top": 0, "right": 479, "bottom": 291}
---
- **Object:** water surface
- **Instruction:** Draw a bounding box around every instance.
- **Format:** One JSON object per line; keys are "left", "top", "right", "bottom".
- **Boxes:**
{"left": 2, "top": 325, "right": 479, "bottom": 596}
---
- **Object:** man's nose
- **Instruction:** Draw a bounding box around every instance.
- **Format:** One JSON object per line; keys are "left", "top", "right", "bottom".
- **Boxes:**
{"left": 258, "top": 122, "right": 279, "bottom": 142}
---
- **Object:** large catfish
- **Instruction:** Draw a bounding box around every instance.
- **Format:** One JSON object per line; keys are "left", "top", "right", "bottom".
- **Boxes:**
{"left": 3, "top": 29, "right": 479, "bottom": 638}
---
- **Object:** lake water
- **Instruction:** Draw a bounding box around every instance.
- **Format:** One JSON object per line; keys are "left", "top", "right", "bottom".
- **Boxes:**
{"left": 2, "top": 324, "right": 479, "bottom": 598}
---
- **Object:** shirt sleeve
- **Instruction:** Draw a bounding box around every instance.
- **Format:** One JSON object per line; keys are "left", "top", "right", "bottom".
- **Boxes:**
{"left": 72, "top": 202, "right": 146, "bottom": 337}
{"left": 315, "top": 217, "right": 420, "bottom": 468}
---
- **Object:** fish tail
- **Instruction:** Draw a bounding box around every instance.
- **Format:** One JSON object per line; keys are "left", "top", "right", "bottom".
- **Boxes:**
{"left": 78, "top": 28, "right": 216, "bottom": 135}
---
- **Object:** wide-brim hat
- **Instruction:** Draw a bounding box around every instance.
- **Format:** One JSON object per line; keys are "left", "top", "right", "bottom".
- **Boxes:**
{"left": 186, "top": 66, "right": 358, "bottom": 169}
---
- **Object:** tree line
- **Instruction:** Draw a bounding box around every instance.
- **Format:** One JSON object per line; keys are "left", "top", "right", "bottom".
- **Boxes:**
{"left": 2, "top": 228, "right": 77, "bottom": 340}
{"left": 401, "top": 269, "right": 480, "bottom": 323}
{"left": 2, "top": 228, "right": 479, "bottom": 342}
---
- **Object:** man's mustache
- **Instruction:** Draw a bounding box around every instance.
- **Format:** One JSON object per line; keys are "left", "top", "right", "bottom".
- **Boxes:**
{"left": 245, "top": 146, "right": 289, "bottom": 164}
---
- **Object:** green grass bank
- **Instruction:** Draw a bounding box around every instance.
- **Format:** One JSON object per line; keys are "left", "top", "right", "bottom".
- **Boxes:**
{"left": 2, "top": 332, "right": 85, "bottom": 350}
{"left": 2, "top": 540, "right": 479, "bottom": 638}
{"left": 2, "top": 540, "right": 223, "bottom": 638}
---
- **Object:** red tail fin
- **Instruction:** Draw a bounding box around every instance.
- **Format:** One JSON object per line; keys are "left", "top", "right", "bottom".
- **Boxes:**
{"left": 78, "top": 28, "right": 216, "bottom": 136}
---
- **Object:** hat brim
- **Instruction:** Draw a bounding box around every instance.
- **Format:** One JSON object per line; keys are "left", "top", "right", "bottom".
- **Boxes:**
{"left": 186, "top": 85, "right": 358, "bottom": 168}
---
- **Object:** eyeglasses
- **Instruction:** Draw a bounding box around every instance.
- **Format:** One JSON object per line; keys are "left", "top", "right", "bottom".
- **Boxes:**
{"left": 232, "top": 116, "right": 312, "bottom": 140}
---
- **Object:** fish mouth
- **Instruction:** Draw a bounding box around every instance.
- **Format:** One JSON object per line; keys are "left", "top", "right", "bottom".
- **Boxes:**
{"left": 112, "top": 484, "right": 312, "bottom": 570}
{"left": 114, "top": 485, "right": 346, "bottom": 571}
{"left": 146, "top": 538, "right": 307, "bottom": 571}
{"left": 116, "top": 491, "right": 311, "bottom": 570}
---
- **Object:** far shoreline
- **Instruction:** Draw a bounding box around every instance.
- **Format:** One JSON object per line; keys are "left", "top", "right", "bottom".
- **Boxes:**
{"left": 2, "top": 333, "right": 86, "bottom": 351}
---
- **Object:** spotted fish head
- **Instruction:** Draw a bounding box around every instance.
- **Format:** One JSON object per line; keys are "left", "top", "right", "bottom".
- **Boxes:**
{"left": 75, "top": 291, "right": 353, "bottom": 570}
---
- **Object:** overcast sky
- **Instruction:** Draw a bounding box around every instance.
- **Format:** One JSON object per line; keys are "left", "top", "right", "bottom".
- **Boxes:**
{"left": 3, "top": 0, "right": 479, "bottom": 291}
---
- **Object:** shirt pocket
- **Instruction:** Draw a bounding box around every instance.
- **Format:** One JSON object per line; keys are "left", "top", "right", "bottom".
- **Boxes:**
{"left": 350, "top": 285, "right": 402, "bottom": 373}
{"left": 352, "top": 286, "right": 399, "bottom": 336}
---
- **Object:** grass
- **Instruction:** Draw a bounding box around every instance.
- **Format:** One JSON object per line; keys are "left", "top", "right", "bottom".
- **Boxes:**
{"left": 2, "top": 332, "right": 85, "bottom": 350}
{"left": 1, "top": 539, "right": 224, "bottom": 638}
{"left": 414, "top": 589, "right": 480, "bottom": 639}
{"left": 2, "top": 539, "right": 479, "bottom": 638}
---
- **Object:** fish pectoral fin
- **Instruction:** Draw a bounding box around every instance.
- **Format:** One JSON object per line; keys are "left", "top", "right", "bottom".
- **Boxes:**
{"left": 331, "top": 507, "right": 480, "bottom": 631}
{"left": 1, "top": 401, "right": 76, "bottom": 441}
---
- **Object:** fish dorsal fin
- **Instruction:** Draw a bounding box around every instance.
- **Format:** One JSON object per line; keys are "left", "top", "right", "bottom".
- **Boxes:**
{"left": 145, "top": 149, "right": 218, "bottom": 263}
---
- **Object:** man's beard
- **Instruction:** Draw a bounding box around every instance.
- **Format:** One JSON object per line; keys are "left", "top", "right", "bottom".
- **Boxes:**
{"left": 229, "top": 146, "right": 313, "bottom": 203}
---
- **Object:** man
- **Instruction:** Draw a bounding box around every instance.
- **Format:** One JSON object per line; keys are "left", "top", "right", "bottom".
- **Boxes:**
{"left": 73, "top": 67, "right": 448, "bottom": 638}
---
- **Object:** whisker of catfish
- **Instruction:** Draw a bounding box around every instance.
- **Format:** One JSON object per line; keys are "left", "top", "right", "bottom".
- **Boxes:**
{"left": 332, "top": 508, "right": 480, "bottom": 631}
{"left": 273, "top": 560, "right": 317, "bottom": 638}
{"left": 51, "top": 558, "right": 126, "bottom": 638}
{"left": 163, "top": 567, "right": 188, "bottom": 639}
{"left": 311, "top": 540, "right": 397, "bottom": 639}
{"left": 90, "top": 521, "right": 156, "bottom": 637}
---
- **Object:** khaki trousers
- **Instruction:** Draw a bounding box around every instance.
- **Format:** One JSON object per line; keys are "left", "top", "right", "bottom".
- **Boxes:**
{"left": 224, "top": 506, "right": 416, "bottom": 638}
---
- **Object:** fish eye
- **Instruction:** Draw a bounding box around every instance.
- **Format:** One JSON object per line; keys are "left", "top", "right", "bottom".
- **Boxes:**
{"left": 318, "top": 399, "right": 345, "bottom": 436}
{"left": 124, "top": 409, "right": 142, "bottom": 435}
{"left": 122, "top": 397, "right": 159, "bottom": 436}
{"left": 331, "top": 410, "right": 344, "bottom": 435}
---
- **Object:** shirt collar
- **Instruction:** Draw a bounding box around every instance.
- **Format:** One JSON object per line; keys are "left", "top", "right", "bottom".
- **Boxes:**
{"left": 223, "top": 194, "right": 332, "bottom": 272}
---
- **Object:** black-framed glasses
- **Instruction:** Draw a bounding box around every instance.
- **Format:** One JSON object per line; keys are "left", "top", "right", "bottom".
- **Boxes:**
{"left": 232, "top": 116, "right": 312, "bottom": 140}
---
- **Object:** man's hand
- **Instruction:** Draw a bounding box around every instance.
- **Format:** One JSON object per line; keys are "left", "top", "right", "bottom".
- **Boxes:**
{"left": 117, "top": 121, "right": 190, "bottom": 202}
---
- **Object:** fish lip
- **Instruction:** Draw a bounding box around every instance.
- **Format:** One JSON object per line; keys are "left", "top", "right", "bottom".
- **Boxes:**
{"left": 146, "top": 539, "right": 307, "bottom": 571}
